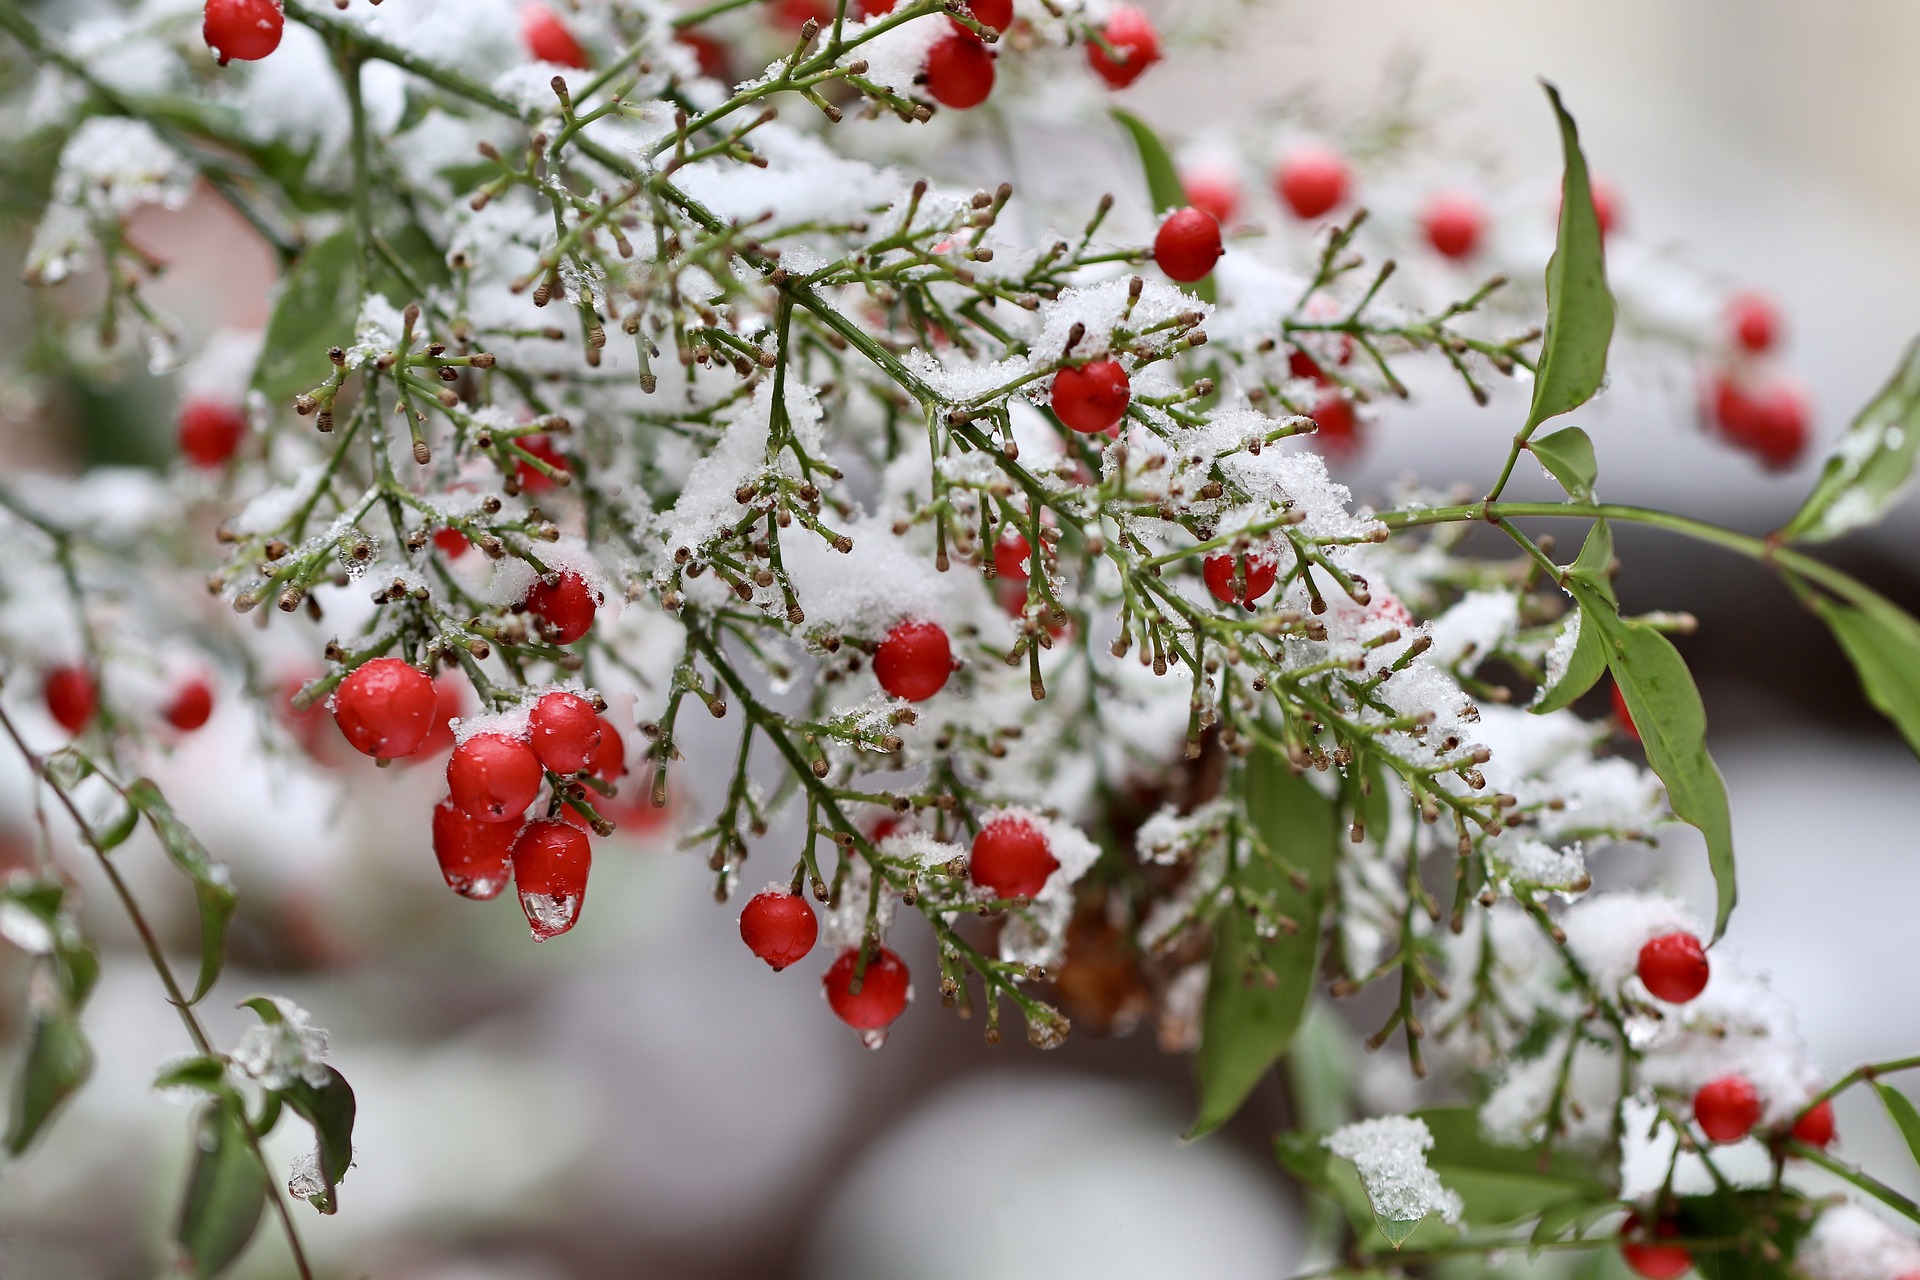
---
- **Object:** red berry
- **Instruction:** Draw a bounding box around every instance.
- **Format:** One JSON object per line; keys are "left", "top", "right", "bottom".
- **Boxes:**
{"left": 525, "top": 570, "right": 599, "bottom": 645}
{"left": 1421, "top": 192, "right": 1485, "bottom": 260}
{"left": 448, "top": 732, "right": 544, "bottom": 824}
{"left": 433, "top": 528, "right": 470, "bottom": 559}
{"left": 43, "top": 666, "right": 97, "bottom": 737}
{"left": 924, "top": 32, "right": 995, "bottom": 109}
{"left": 1591, "top": 180, "right": 1621, "bottom": 238}
{"left": 994, "top": 529, "right": 1032, "bottom": 581}
{"left": 857, "top": 0, "right": 897, "bottom": 15}
{"left": 1790, "top": 1098, "right": 1836, "bottom": 1149}
{"left": 1728, "top": 292, "right": 1781, "bottom": 354}
{"left": 1744, "top": 382, "right": 1811, "bottom": 472}
{"left": 823, "top": 946, "right": 911, "bottom": 1031}
{"left": 1085, "top": 6, "right": 1160, "bottom": 89}
{"left": 970, "top": 815, "right": 1058, "bottom": 899}
{"left": 332, "top": 658, "right": 438, "bottom": 759}
{"left": 1620, "top": 1213, "right": 1692, "bottom": 1280}
{"left": 1694, "top": 1074, "right": 1764, "bottom": 1144}
{"left": 740, "top": 892, "right": 819, "bottom": 970}
{"left": 1182, "top": 169, "right": 1239, "bottom": 227}
{"left": 164, "top": 678, "right": 215, "bottom": 733}
{"left": 513, "top": 820, "right": 591, "bottom": 941}
{"left": 528, "top": 691, "right": 603, "bottom": 773}
{"left": 676, "top": 30, "right": 730, "bottom": 80}
{"left": 514, "top": 434, "right": 569, "bottom": 492}
{"left": 587, "top": 716, "right": 627, "bottom": 782}
{"left": 431, "top": 798, "right": 517, "bottom": 900}
{"left": 1612, "top": 680, "right": 1639, "bottom": 741}
{"left": 1309, "top": 391, "right": 1359, "bottom": 460}
{"left": 963, "top": 0, "right": 1013, "bottom": 30}
{"left": 1203, "top": 553, "right": 1278, "bottom": 609}
{"left": 203, "top": 0, "right": 283, "bottom": 65}
{"left": 521, "top": 3, "right": 588, "bottom": 68}
{"left": 1154, "top": 207, "right": 1224, "bottom": 283}
{"left": 1637, "top": 932, "right": 1709, "bottom": 1004}
{"left": 1276, "top": 146, "right": 1349, "bottom": 221}
{"left": 874, "top": 620, "right": 952, "bottom": 702}
{"left": 1052, "top": 359, "right": 1131, "bottom": 434}
{"left": 177, "top": 399, "right": 247, "bottom": 468}
{"left": 415, "top": 674, "right": 468, "bottom": 758}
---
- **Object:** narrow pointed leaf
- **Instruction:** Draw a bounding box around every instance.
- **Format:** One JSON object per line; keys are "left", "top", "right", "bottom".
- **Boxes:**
{"left": 1781, "top": 337, "right": 1920, "bottom": 543}
{"left": 1529, "top": 425, "right": 1599, "bottom": 501}
{"left": 1810, "top": 595, "right": 1920, "bottom": 760}
{"left": 1522, "top": 85, "right": 1614, "bottom": 438}
{"left": 5, "top": 998, "right": 93, "bottom": 1157}
{"left": 1189, "top": 752, "right": 1339, "bottom": 1138}
{"left": 127, "top": 779, "right": 236, "bottom": 1004}
{"left": 175, "top": 1100, "right": 269, "bottom": 1278}
{"left": 1574, "top": 587, "right": 1736, "bottom": 938}
{"left": 1877, "top": 1083, "right": 1920, "bottom": 1172}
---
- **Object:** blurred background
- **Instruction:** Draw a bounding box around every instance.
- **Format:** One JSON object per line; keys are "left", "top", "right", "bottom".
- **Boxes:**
{"left": 4, "top": 1, "right": 1920, "bottom": 1276}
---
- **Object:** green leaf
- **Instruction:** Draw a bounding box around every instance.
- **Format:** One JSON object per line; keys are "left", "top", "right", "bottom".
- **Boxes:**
{"left": 1575, "top": 588, "right": 1737, "bottom": 939}
{"left": 278, "top": 1066, "right": 357, "bottom": 1214}
{"left": 1532, "top": 607, "right": 1609, "bottom": 715}
{"left": 154, "top": 1056, "right": 230, "bottom": 1095}
{"left": 91, "top": 797, "right": 140, "bottom": 851}
{"left": 1672, "top": 1187, "right": 1816, "bottom": 1280}
{"left": 1374, "top": 1214, "right": 1422, "bottom": 1249}
{"left": 175, "top": 1100, "right": 268, "bottom": 1279}
{"left": 4, "top": 998, "right": 93, "bottom": 1157}
{"left": 1566, "top": 517, "right": 1616, "bottom": 606}
{"left": 1523, "top": 84, "right": 1615, "bottom": 438}
{"left": 1419, "top": 1107, "right": 1612, "bottom": 1226}
{"left": 1529, "top": 425, "right": 1599, "bottom": 501}
{"left": 1876, "top": 1083, "right": 1920, "bottom": 1171}
{"left": 252, "top": 228, "right": 359, "bottom": 408}
{"left": 1810, "top": 595, "right": 1920, "bottom": 760}
{"left": 1530, "top": 1196, "right": 1621, "bottom": 1255}
{"left": 1111, "top": 107, "right": 1216, "bottom": 305}
{"left": 1188, "top": 751, "right": 1340, "bottom": 1138}
{"left": 1781, "top": 337, "right": 1920, "bottom": 543}
{"left": 127, "top": 779, "right": 236, "bottom": 1005}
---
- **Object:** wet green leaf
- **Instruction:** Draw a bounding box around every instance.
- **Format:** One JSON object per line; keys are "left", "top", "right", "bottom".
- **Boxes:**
{"left": 154, "top": 1056, "right": 229, "bottom": 1095}
{"left": 174, "top": 1099, "right": 268, "bottom": 1278}
{"left": 252, "top": 228, "right": 358, "bottom": 409}
{"left": 1524, "top": 84, "right": 1615, "bottom": 438}
{"left": 1190, "top": 754, "right": 1339, "bottom": 1138}
{"left": 127, "top": 779, "right": 236, "bottom": 1004}
{"left": 1575, "top": 589, "right": 1736, "bottom": 938}
{"left": 1877, "top": 1083, "right": 1920, "bottom": 1171}
{"left": 278, "top": 1067, "right": 357, "bottom": 1214}
{"left": 1781, "top": 337, "right": 1920, "bottom": 543}
{"left": 4, "top": 997, "right": 92, "bottom": 1157}
{"left": 1419, "top": 1107, "right": 1611, "bottom": 1226}
{"left": 1530, "top": 425, "right": 1599, "bottom": 501}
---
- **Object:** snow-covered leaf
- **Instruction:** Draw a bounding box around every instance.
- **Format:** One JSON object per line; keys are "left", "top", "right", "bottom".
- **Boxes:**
{"left": 1781, "top": 337, "right": 1920, "bottom": 543}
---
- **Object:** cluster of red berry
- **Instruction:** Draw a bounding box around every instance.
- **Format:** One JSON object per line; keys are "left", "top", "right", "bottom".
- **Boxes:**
{"left": 41, "top": 666, "right": 214, "bottom": 739}
{"left": 1701, "top": 292, "right": 1811, "bottom": 471}
{"left": 739, "top": 811, "right": 1058, "bottom": 1039}
{"left": 1617, "top": 930, "right": 1843, "bottom": 1277}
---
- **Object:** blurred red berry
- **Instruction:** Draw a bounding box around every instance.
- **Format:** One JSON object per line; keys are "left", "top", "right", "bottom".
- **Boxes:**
{"left": 1421, "top": 192, "right": 1485, "bottom": 260}
{"left": 1182, "top": 169, "right": 1239, "bottom": 227}
{"left": 774, "top": 0, "right": 832, "bottom": 29}
{"left": 1694, "top": 1074, "right": 1763, "bottom": 1144}
{"left": 676, "top": 29, "right": 730, "bottom": 80}
{"left": 924, "top": 31, "right": 995, "bottom": 109}
{"left": 1276, "top": 146, "right": 1349, "bottom": 220}
{"left": 1637, "top": 932, "right": 1709, "bottom": 1003}
{"left": 164, "top": 678, "right": 215, "bottom": 733}
{"left": 44, "top": 666, "right": 97, "bottom": 737}
{"left": 177, "top": 399, "right": 247, "bottom": 468}
{"left": 514, "top": 433, "right": 569, "bottom": 492}
{"left": 203, "top": 0, "right": 283, "bottom": 65}
{"left": 433, "top": 528, "right": 470, "bottom": 559}
{"left": 1086, "top": 6, "right": 1160, "bottom": 89}
{"left": 1790, "top": 1098, "right": 1836, "bottom": 1149}
{"left": 994, "top": 529, "right": 1032, "bottom": 581}
{"left": 521, "top": 2, "right": 589, "bottom": 68}
{"left": 1620, "top": 1213, "right": 1691, "bottom": 1280}
{"left": 1309, "top": 391, "right": 1359, "bottom": 460}
{"left": 1728, "top": 291, "right": 1781, "bottom": 354}
{"left": 740, "top": 892, "right": 818, "bottom": 970}
{"left": 1612, "top": 680, "right": 1639, "bottom": 741}
{"left": 874, "top": 620, "right": 952, "bottom": 702}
